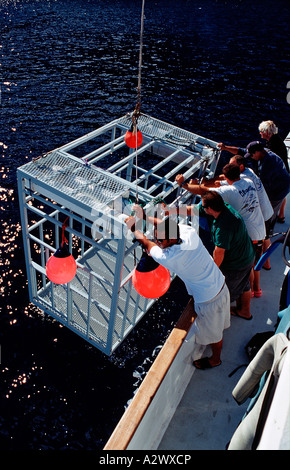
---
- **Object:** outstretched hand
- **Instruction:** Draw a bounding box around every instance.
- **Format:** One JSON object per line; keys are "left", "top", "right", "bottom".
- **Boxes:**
{"left": 175, "top": 174, "right": 184, "bottom": 186}
{"left": 217, "top": 143, "right": 225, "bottom": 150}
{"left": 132, "top": 204, "right": 144, "bottom": 219}
{"left": 125, "top": 215, "right": 136, "bottom": 231}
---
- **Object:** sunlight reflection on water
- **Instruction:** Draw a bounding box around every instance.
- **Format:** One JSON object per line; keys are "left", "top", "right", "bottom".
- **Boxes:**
{"left": 0, "top": 0, "right": 289, "bottom": 450}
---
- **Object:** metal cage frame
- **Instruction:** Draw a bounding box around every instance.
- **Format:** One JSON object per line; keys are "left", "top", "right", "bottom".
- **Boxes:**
{"left": 17, "top": 113, "right": 221, "bottom": 355}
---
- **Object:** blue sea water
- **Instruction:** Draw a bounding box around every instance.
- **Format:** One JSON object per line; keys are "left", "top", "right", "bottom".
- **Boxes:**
{"left": 0, "top": 0, "right": 289, "bottom": 450}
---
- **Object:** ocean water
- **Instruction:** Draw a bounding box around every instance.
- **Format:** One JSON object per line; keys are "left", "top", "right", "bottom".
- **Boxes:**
{"left": 0, "top": 0, "right": 289, "bottom": 450}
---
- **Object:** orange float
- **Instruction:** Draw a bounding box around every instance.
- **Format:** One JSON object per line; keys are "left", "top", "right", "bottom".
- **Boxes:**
{"left": 125, "top": 127, "right": 143, "bottom": 148}
{"left": 46, "top": 244, "right": 77, "bottom": 284}
{"left": 132, "top": 252, "right": 171, "bottom": 299}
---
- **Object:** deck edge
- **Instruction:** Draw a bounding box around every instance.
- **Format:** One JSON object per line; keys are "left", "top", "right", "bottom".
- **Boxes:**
{"left": 103, "top": 299, "right": 196, "bottom": 450}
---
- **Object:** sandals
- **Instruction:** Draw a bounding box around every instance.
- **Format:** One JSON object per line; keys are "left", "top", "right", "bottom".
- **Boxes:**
{"left": 251, "top": 289, "right": 262, "bottom": 298}
{"left": 193, "top": 357, "right": 221, "bottom": 370}
{"left": 254, "top": 289, "right": 262, "bottom": 298}
{"left": 277, "top": 217, "right": 285, "bottom": 224}
{"left": 231, "top": 308, "right": 253, "bottom": 320}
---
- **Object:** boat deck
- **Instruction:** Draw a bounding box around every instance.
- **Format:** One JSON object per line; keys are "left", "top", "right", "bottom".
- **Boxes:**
{"left": 158, "top": 208, "right": 289, "bottom": 450}
{"left": 104, "top": 135, "right": 290, "bottom": 451}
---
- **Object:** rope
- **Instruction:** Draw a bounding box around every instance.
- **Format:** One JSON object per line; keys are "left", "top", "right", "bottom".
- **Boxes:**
{"left": 135, "top": 0, "right": 145, "bottom": 120}
{"left": 133, "top": 0, "right": 146, "bottom": 204}
{"left": 61, "top": 216, "right": 70, "bottom": 247}
{"left": 135, "top": 131, "right": 139, "bottom": 203}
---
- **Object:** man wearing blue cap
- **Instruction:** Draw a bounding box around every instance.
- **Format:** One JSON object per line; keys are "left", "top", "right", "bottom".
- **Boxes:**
{"left": 244, "top": 141, "right": 290, "bottom": 237}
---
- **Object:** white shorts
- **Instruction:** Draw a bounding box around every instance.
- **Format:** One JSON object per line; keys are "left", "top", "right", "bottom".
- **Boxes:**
{"left": 191, "top": 282, "right": 231, "bottom": 345}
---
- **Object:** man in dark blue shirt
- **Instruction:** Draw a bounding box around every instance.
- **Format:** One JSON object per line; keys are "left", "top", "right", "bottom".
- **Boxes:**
{"left": 244, "top": 141, "right": 290, "bottom": 204}
{"left": 244, "top": 141, "right": 290, "bottom": 269}
{"left": 258, "top": 120, "right": 289, "bottom": 223}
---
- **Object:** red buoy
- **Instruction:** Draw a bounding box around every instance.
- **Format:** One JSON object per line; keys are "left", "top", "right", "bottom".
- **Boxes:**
{"left": 46, "top": 244, "right": 77, "bottom": 284}
{"left": 125, "top": 128, "right": 143, "bottom": 148}
{"left": 132, "top": 252, "right": 171, "bottom": 299}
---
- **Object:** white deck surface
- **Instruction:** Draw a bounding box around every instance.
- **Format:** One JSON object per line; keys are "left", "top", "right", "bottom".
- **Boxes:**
{"left": 158, "top": 200, "right": 289, "bottom": 451}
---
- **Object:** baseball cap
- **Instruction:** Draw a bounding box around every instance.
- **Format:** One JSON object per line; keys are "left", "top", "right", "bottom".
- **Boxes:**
{"left": 246, "top": 141, "right": 264, "bottom": 155}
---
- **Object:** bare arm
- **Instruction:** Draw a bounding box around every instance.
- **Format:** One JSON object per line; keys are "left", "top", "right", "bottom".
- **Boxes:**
{"left": 217, "top": 143, "right": 239, "bottom": 154}
{"left": 166, "top": 204, "right": 198, "bottom": 217}
{"left": 125, "top": 216, "right": 156, "bottom": 251}
{"left": 202, "top": 175, "right": 225, "bottom": 185}
{"left": 133, "top": 204, "right": 163, "bottom": 227}
{"left": 213, "top": 246, "right": 225, "bottom": 267}
{"left": 175, "top": 174, "right": 220, "bottom": 194}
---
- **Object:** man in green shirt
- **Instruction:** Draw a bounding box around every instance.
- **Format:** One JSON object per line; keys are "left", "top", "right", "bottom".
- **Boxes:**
{"left": 199, "top": 192, "right": 255, "bottom": 272}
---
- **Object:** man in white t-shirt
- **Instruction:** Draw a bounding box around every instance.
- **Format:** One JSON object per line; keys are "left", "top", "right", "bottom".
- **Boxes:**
{"left": 227, "top": 155, "right": 274, "bottom": 271}
{"left": 224, "top": 155, "right": 273, "bottom": 223}
{"left": 125, "top": 206, "right": 230, "bottom": 370}
{"left": 212, "top": 163, "right": 266, "bottom": 241}
{"left": 177, "top": 164, "right": 265, "bottom": 241}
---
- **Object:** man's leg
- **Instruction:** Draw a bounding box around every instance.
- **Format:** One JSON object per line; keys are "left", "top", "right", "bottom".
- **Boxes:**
{"left": 193, "top": 339, "right": 223, "bottom": 369}
{"left": 210, "top": 339, "right": 223, "bottom": 366}
{"left": 262, "top": 238, "right": 271, "bottom": 269}
{"left": 232, "top": 289, "right": 252, "bottom": 319}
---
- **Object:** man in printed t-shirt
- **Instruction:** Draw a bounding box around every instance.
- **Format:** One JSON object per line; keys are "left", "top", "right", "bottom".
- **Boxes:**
{"left": 179, "top": 162, "right": 265, "bottom": 296}
{"left": 175, "top": 176, "right": 255, "bottom": 320}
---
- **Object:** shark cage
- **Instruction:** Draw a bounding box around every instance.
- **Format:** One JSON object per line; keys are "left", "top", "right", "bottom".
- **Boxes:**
{"left": 17, "top": 113, "right": 221, "bottom": 355}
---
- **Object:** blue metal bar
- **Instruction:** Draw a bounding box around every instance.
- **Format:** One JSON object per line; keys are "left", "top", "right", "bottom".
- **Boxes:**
{"left": 105, "top": 235, "right": 127, "bottom": 355}
{"left": 255, "top": 237, "right": 285, "bottom": 271}
{"left": 39, "top": 223, "right": 46, "bottom": 288}
{"left": 86, "top": 272, "right": 93, "bottom": 337}
{"left": 67, "top": 283, "right": 72, "bottom": 326}
{"left": 17, "top": 176, "right": 34, "bottom": 302}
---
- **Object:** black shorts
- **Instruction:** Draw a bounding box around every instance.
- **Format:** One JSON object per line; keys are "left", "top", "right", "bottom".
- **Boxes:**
{"left": 222, "top": 260, "right": 254, "bottom": 303}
